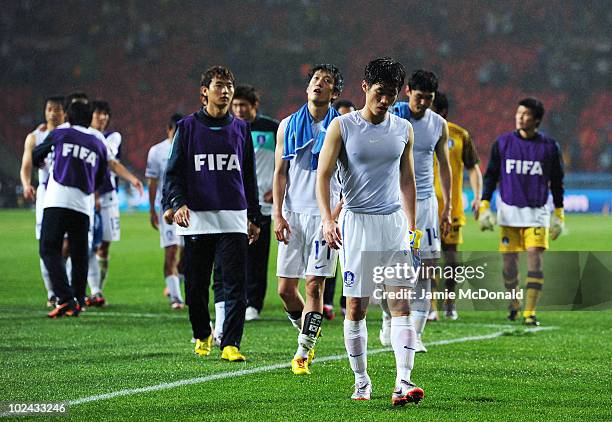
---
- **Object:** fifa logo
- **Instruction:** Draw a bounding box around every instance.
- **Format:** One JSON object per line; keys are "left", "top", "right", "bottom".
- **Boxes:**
{"left": 62, "top": 143, "right": 97, "bottom": 166}
{"left": 505, "top": 159, "right": 543, "bottom": 175}
{"left": 194, "top": 154, "right": 241, "bottom": 171}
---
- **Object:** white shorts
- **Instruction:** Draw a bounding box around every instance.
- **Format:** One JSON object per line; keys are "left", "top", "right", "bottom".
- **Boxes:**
{"left": 159, "top": 210, "right": 183, "bottom": 248}
{"left": 339, "top": 209, "right": 417, "bottom": 298}
{"left": 276, "top": 210, "right": 337, "bottom": 278}
{"left": 100, "top": 204, "right": 120, "bottom": 242}
{"left": 35, "top": 184, "right": 46, "bottom": 239}
{"left": 417, "top": 196, "right": 441, "bottom": 260}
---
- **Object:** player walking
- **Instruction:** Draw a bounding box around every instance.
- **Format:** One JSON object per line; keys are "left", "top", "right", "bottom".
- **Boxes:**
{"left": 479, "top": 98, "right": 564, "bottom": 326}
{"left": 318, "top": 57, "right": 424, "bottom": 405}
{"left": 164, "top": 66, "right": 262, "bottom": 361}
{"left": 431, "top": 92, "right": 482, "bottom": 320}
{"left": 273, "top": 64, "right": 343, "bottom": 375}
{"left": 386, "top": 70, "right": 452, "bottom": 352}
{"left": 20, "top": 96, "right": 65, "bottom": 307}
{"left": 146, "top": 113, "right": 185, "bottom": 309}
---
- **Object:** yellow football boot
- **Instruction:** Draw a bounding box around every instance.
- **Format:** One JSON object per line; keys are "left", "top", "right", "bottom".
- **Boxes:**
{"left": 221, "top": 346, "right": 246, "bottom": 362}
{"left": 291, "top": 357, "right": 311, "bottom": 375}
{"left": 194, "top": 336, "right": 213, "bottom": 357}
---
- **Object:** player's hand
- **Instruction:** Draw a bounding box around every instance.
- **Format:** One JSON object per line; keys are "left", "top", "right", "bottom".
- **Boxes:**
{"left": 150, "top": 210, "right": 159, "bottom": 230}
{"left": 478, "top": 200, "right": 495, "bottom": 231}
{"left": 274, "top": 214, "right": 292, "bottom": 245}
{"left": 163, "top": 208, "right": 175, "bottom": 225}
{"left": 248, "top": 221, "right": 260, "bottom": 245}
{"left": 131, "top": 179, "right": 144, "bottom": 196}
{"left": 263, "top": 190, "right": 273, "bottom": 204}
{"left": 471, "top": 197, "right": 481, "bottom": 220}
{"left": 22, "top": 184, "right": 36, "bottom": 201}
{"left": 174, "top": 205, "right": 190, "bottom": 228}
{"left": 440, "top": 207, "right": 452, "bottom": 237}
{"left": 322, "top": 218, "right": 342, "bottom": 249}
{"left": 550, "top": 208, "right": 565, "bottom": 240}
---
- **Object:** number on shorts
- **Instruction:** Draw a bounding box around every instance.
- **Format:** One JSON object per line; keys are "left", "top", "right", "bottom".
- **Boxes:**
{"left": 314, "top": 240, "right": 331, "bottom": 260}
{"left": 425, "top": 227, "right": 438, "bottom": 246}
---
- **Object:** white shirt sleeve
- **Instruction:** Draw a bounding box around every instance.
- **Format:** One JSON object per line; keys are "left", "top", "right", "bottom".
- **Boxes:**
{"left": 145, "top": 146, "right": 159, "bottom": 178}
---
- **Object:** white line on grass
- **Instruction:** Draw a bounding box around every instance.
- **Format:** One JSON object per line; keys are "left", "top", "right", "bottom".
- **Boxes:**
{"left": 65, "top": 326, "right": 557, "bottom": 407}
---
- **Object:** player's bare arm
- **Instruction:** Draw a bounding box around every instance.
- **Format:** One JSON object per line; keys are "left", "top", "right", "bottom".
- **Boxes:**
{"left": 108, "top": 159, "right": 144, "bottom": 196}
{"left": 272, "top": 118, "right": 291, "bottom": 244}
{"left": 316, "top": 118, "right": 343, "bottom": 249}
{"left": 147, "top": 177, "right": 159, "bottom": 230}
{"left": 20, "top": 133, "right": 37, "bottom": 201}
{"left": 467, "top": 165, "right": 483, "bottom": 220}
{"left": 435, "top": 121, "right": 452, "bottom": 236}
{"left": 399, "top": 124, "right": 417, "bottom": 231}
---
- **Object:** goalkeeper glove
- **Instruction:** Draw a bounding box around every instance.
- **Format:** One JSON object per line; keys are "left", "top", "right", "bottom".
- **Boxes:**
{"left": 408, "top": 229, "right": 423, "bottom": 271}
{"left": 478, "top": 200, "right": 496, "bottom": 231}
{"left": 550, "top": 208, "right": 565, "bottom": 240}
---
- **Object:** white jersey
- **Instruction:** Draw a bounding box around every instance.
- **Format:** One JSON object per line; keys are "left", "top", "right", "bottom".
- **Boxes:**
{"left": 280, "top": 116, "right": 340, "bottom": 215}
{"left": 337, "top": 111, "right": 411, "bottom": 214}
{"left": 410, "top": 108, "right": 445, "bottom": 200}
{"left": 145, "top": 138, "right": 172, "bottom": 207}
{"left": 97, "top": 130, "right": 121, "bottom": 208}
{"left": 33, "top": 128, "right": 51, "bottom": 184}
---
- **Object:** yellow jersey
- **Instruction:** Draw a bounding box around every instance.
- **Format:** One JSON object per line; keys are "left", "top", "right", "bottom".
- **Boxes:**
{"left": 434, "top": 121, "right": 479, "bottom": 226}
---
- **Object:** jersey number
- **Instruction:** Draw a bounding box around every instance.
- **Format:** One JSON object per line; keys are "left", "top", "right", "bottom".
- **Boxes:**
{"left": 314, "top": 240, "right": 332, "bottom": 261}
{"left": 425, "top": 228, "right": 438, "bottom": 246}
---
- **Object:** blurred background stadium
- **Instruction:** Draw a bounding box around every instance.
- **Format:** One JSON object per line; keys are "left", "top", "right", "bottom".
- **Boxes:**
{"left": 0, "top": 0, "right": 610, "bottom": 211}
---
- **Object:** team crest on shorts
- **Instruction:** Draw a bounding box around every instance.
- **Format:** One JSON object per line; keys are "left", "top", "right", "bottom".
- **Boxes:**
{"left": 502, "top": 236, "right": 510, "bottom": 245}
{"left": 343, "top": 271, "right": 356, "bottom": 287}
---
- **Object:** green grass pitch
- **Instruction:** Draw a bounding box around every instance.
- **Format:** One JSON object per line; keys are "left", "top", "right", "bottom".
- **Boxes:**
{"left": 0, "top": 210, "right": 611, "bottom": 420}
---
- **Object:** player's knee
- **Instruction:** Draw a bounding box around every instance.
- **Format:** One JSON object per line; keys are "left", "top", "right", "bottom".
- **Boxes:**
{"left": 278, "top": 284, "right": 298, "bottom": 302}
{"left": 305, "top": 279, "right": 323, "bottom": 299}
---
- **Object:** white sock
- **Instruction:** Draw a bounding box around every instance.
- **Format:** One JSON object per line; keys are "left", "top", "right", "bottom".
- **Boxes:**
{"left": 295, "top": 333, "right": 316, "bottom": 359}
{"left": 65, "top": 257, "right": 72, "bottom": 285}
{"left": 410, "top": 278, "right": 431, "bottom": 336}
{"left": 391, "top": 316, "right": 416, "bottom": 385}
{"left": 39, "top": 258, "right": 54, "bottom": 299}
{"left": 165, "top": 275, "right": 182, "bottom": 301}
{"left": 214, "top": 301, "right": 225, "bottom": 340}
{"left": 344, "top": 319, "right": 369, "bottom": 384}
{"left": 288, "top": 315, "right": 302, "bottom": 331}
{"left": 97, "top": 256, "right": 109, "bottom": 288}
{"left": 410, "top": 310, "right": 429, "bottom": 336}
{"left": 87, "top": 253, "right": 101, "bottom": 295}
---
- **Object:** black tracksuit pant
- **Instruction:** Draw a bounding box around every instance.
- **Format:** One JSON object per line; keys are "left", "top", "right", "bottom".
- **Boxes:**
{"left": 213, "top": 216, "right": 271, "bottom": 312}
{"left": 184, "top": 233, "right": 247, "bottom": 349}
{"left": 39, "top": 207, "right": 89, "bottom": 305}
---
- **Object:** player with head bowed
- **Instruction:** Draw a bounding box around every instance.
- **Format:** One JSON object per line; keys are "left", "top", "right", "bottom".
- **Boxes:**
{"left": 273, "top": 64, "right": 344, "bottom": 375}
{"left": 317, "top": 57, "right": 425, "bottom": 405}
{"left": 387, "top": 69, "right": 452, "bottom": 352}
{"left": 479, "top": 98, "right": 565, "bottom": 326}
{"left": 163, "top": 66, "right": 262, "bottom": 362}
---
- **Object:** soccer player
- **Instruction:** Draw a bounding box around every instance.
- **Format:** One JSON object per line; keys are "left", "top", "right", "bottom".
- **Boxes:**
{"left": 226, "top": 85, "right": 278, "bottom": 321}
{"left": 20, "top": 96, "right": 65, "bottom": 307}
{"left": 387, "top": 70, "right": 452, "bottom": 352}
{"left": 431, "top": 92, "right": 482, "bottom": 320}
{"left": 322, "top": 99, "right": 355, "bottom": 320}
{"left": 164, "top": 65, "right": 262, "bottom": 361}
{"left": 479, "top": 98, "right": 564, "bottom": 326}
{"left": 318, "top": 57, "right": 424, "bottom": 405}
{"left": 33, "top": 101, "right": 110, "bottom": 317}
{"left": 273, "top": 64, "right": 343, "bottom": 375}
{"left": 146, "top": 113, "right": 185, "bottom": 310}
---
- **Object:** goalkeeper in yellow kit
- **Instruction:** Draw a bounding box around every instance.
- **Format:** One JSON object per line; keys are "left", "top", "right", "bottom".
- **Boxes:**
{"left": 479, "top": 98, "right": 565, "bottom": 326}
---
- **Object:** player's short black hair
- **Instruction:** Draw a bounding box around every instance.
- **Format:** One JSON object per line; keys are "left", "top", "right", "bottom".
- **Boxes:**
{"left": 201, "top": 66, "right": 235, "bottom": 88}
{"left": 518, "top": 97, "right": 545, "bottom": 123}
{"left": 364, "top": 58, "right": 406, "bottom": 92}
{"left": 233, "top": 85, "right": 260, "bottom": 106}
{"left": 334, "top": 99, "right": 355, "bottom": 111}
{"left": 44, "top": 96, "right": 65, "bottom": 110}
{"left": 92, "top": 100, "right": 111, "bottom": 116}
{"left": 168, "top": 113, "right": 184, "bottom": 130}
{"left": 309, "top": 64, "right": 344, "bottom": 94}
{"left": 65, "top": 92, "right": 89, "bottom": 109}
{"left": 408, "top": 70, "right": 438, "bottom": 93}
{"left": 67, "top": 101, "right": 93, "bottom": 127}
{"left": 433, "top": 91, "right": 449, "bottom": 113}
